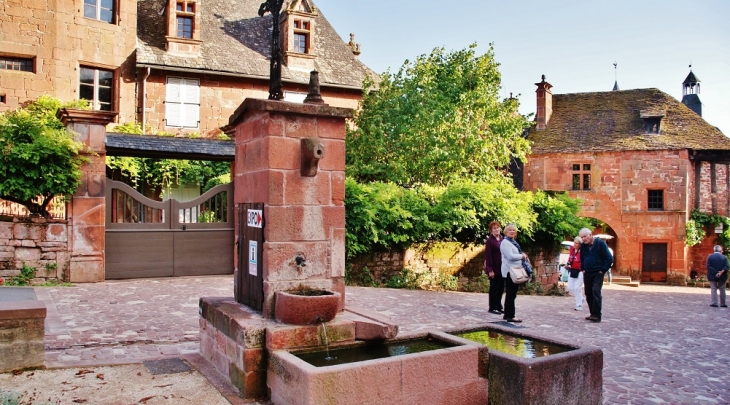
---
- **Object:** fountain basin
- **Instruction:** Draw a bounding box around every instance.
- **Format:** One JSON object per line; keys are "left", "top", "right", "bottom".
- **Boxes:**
{"left": 268, "top": 333, "right": 488, "bottom": 405}
{"left": 443, "top": 325, "right": 603, "bottom": 405}
{"left": 275, "top": 289, "right": 341, "bottom": 325}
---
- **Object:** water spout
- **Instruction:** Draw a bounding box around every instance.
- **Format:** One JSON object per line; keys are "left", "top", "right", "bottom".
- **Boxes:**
{"left": 320, "top": 321, "right": 334, "bottom": 361}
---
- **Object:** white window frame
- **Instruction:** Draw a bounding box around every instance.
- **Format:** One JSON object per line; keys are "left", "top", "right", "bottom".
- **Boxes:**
{"left": 79, "top": 66, "right": 114, "bottom": 111}
{"left": 84, "top": 0, "right": 115, "bottom": 23}
{"left": 165, "top": 77, "right": 200, "bottom": 128}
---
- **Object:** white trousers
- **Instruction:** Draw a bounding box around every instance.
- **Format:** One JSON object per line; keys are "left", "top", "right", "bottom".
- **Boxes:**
{"left": 567, "top": 271, "right": 584, "bottom": 307}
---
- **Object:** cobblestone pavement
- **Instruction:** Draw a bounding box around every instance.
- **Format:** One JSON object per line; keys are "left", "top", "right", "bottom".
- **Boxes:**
{"left": 35, "top": 277, "right": 730, "bottom": 404}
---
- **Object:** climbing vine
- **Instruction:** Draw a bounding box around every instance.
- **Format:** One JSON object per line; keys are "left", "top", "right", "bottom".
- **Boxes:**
{"left": 106, "top": 123, "right": 231, "bottom": 194}
{"left": 685, "top": 209, "right": 730, "bottom": 251}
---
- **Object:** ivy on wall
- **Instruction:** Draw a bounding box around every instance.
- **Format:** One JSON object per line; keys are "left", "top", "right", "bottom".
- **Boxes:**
{"left": 685, "top": 209, "right": 730, "bottom": 252}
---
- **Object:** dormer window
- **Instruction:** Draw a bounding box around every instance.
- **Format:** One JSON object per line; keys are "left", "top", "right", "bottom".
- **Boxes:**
{"left": 164, "top": 0, "right": 202, "bottom": 56}
{"left": 175, "top": 2, "right": 195, "bottom": 38}
{"left": 293, "top": 19, "right": 310, "bottom": 54}
{"left": 282, "top": 0, "right": 318, "bottom": 70}
{"left": 640, "top": 111, "right": 664, "bottom": 134}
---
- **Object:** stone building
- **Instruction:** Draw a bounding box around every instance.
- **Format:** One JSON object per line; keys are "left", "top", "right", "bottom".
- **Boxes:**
{"left": 522, "top": 73, "right": 730, "bottom": 283}
{"left": 0, "top": 0, "right": 374, "bottom": 135}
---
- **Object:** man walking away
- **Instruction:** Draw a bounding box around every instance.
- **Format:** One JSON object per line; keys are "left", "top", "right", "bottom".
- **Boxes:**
{"left": 579, "top": 228, "right": 613, "bottom": 322}
{"left": 706, "top": 245, "right": 728, "bottom": 308}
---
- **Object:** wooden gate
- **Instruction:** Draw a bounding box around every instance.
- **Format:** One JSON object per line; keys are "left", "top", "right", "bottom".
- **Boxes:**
{"left": 105, "top": 180, "right": 234, "bottom": 279}
{"left": 641, "top": 243, "right": 668, "bottom": 283}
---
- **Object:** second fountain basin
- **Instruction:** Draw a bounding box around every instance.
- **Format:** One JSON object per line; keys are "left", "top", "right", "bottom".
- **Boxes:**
{"left": 443, "top": 324, "right": 603, "bottom": 405}
{"left": 268, "top": 332, "right": 488, "bottom": 405}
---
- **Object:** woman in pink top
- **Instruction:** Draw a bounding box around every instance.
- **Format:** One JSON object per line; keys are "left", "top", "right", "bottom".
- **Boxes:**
{"left": 566, "top": 236, "right": 584, "bottom": 310}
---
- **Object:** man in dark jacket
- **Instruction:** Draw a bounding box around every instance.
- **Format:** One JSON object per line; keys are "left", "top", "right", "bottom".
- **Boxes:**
{"left": 580, "top": 228, "right": 613, "bottom": 322}
{"left": 706, "top": 245, "right": 728, "bottom": 308}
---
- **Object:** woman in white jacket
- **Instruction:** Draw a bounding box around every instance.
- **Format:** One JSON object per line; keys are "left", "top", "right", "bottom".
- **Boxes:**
{"left": 500, "top": 224, "right": 527, "bottom": 323}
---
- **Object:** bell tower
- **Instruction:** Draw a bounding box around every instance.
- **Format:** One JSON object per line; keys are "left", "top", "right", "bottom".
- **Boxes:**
{"left": 681, "top": 66, "right": 702, "bottom": 117}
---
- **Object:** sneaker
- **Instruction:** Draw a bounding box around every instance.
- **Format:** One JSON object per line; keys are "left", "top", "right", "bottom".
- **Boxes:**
{"left": 488, "top": 309, "right": 504, "bottom": 315}
{"left": 575, "top": 305, "right": 583, "bottom": 311}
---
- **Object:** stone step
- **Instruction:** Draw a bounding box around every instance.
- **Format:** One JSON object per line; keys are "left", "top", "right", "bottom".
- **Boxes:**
{"left": 616, "top": 281, "right": 641, "bottom": 288}
{"left": 611, "top": 276, "right": 633, "bottom": 283}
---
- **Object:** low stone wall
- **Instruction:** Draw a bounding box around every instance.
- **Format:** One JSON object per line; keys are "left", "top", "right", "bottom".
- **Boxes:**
{"left": 0, "top": 217, "right": 68, "bottom": 283}
{"left": 0, "top": 300, "right": 47, "bottom": 372}
{"left": 348, "top": 242, "right": 562, "bottom": 287}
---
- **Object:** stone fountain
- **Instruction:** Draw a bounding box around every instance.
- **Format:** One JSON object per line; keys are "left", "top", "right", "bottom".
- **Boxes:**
{"left": 198, "top": 15, "right": 602, "bottom": 401}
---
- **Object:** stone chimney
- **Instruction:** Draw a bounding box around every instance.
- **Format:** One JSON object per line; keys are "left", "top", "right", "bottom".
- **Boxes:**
{"left": 535, "top": 75, "right": 553, "bottom": 131}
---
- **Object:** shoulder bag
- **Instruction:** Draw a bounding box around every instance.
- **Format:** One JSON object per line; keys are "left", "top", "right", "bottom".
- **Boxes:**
{"left": 509, "top": 265, "right": 530, "bottom": 284}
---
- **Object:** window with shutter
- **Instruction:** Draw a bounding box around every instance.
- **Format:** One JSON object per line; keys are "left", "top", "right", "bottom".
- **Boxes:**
{"left": 165, "top": 77, "right": 200, "bottom": 128}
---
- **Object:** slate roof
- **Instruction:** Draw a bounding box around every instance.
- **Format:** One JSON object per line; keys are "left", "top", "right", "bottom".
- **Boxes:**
{"left": 106, "top": 133, "right": 234, "bottom": 161}
{"left": 136, "top": 0, "right": 377, "bottom": 89}
{"left": 527, "top": 88, "right": 730, "bottom": 154}
{"left": 683, "top": 71, "right": 700, "bottom": 84}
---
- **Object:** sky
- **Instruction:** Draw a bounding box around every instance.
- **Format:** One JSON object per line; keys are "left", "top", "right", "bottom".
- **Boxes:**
{"left": 313, "top": 0, "right": 730, "bottom": 135}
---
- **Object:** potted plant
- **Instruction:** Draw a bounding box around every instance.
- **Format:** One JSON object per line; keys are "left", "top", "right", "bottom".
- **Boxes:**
{"left": 696, "top": 275, "right": 709, "bottom": 288}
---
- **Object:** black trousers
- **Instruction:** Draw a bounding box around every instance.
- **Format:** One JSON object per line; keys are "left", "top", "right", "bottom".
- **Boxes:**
{"left": 488, "top": 271, "right": 505, "bottom": 311}
{"left": 503, "top": 274, "right": 519, "bottom": 320}
{"left": 583, "top": 271, "right": 605, "bottom": 319}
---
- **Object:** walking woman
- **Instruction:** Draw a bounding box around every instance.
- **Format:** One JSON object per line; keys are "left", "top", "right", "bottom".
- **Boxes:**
{"left": 500, "top": 224, "right": 527, "bottom": 323}
{"left": 484, "top": 221, "right": 504, "bottom": 315}
{"left": 566, "top": 236, "right": 584, "bottom": 311}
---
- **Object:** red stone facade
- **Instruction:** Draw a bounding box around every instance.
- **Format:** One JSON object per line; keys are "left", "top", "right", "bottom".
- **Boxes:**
{"left": 2, "top": 0, "right": 370, "bottom": 136}
{"left": 0, "top": 0, "right": 137, "bottom": 123}
{"left": 523, "top": 79, "right": 730, "bottom": 283}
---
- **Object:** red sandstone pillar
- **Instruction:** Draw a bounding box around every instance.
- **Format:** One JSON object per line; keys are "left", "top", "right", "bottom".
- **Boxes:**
{"left": 57, "top": 109, "right": 117, "bottom": 282}
{"left": 224, "top": 99, "right": 351, "bottom": 318}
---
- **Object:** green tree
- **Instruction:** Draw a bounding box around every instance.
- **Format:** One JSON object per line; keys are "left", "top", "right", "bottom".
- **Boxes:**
{"left": 0, "top": 96, "right": 88, "bottom": 217}
{"left": 347, "top": 43, "right": 531, "bottom": 187}
{"left": 524, "top": 191, "right": 592, "bottom": 247}
{"left": 107, "top": 123, "right": 230, "bottom": 195}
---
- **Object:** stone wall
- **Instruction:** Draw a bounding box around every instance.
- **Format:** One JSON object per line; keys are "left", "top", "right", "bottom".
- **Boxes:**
{"left": 0, "top": 301, "right": 46, "bottom": 372}
{"left": 0, "top": 218, "right": 68, "bottom": 283}
{"left": 348, "top": 242, "right": 562, "bottom": 288}
{"left": 0, "top": 0, "right": 138, "bottom": 123}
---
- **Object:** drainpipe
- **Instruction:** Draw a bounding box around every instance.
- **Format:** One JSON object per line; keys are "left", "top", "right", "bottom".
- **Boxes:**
{"left": 140, "top": 67, "right": 151, "bottom": 133}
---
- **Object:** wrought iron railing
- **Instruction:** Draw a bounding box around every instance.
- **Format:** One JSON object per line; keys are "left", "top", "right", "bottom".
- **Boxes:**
{"left": 0, "top": 196, "right": 67, "bottom": 219}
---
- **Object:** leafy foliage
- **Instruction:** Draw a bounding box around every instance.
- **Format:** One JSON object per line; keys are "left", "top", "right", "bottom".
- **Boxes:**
{"left": 344, "top": 264, "right": 378, "bottom": 287}
{"left": 347, "top": 43, "right": 531, "bottom": 187}
{"left": 4, "top": 264, "right": 36, "bottom": 286}
{"left": 685, "top": 209, "right": 730, "bottom": 252}
{"left": 525, "top": 191, "right": 592, "bottom": 248}
{"left": 345, "top": 178, "right": 587, "bottom": 258}
{"left": 462, "top": 273, "right": 491, "bottom": 293}
{"left": 106, "top": 122, "right": 230, "bottom": 194}
{"left": 384, "top": 268, "right": 458, "bottom": 291}
{"left": 0, "top": 96, "right": 89, "bottom": 217}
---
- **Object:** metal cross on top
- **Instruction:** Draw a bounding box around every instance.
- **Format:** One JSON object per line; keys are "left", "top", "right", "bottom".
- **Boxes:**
{"left": 258, "top": 0, "right": 285, "bottom": 100}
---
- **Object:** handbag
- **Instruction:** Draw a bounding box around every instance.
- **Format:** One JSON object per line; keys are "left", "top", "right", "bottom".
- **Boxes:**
{"left": 509, "top": 265, "right": 530, "bottom": 284}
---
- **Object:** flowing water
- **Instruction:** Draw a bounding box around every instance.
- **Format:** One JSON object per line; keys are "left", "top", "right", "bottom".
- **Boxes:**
{"left": 320, "top": 322, "right": 334, "bottom": 361}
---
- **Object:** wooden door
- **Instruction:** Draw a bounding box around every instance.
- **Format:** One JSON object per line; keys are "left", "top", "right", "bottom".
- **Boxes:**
{"left": 237, "top": 203, "right": 264, "bottom": 311}
{"left": 641, "top": 243, "right": 667, "bottom": 282}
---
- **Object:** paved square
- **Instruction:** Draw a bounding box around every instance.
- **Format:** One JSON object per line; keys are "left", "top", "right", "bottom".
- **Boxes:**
{"left": 35, "top": 277, "right": 730, "bottom": 404}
